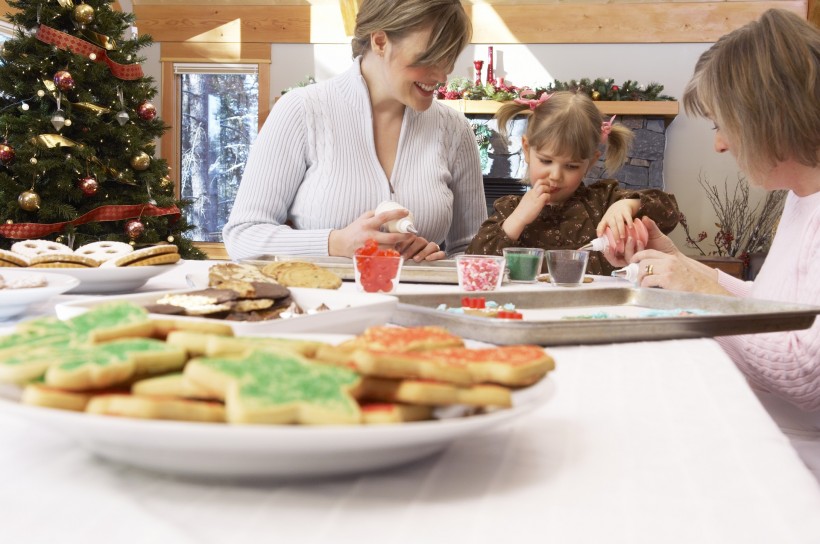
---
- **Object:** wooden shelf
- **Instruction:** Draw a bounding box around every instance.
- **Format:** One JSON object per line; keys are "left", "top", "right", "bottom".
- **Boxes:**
{"left": 440, "top": 99, "right": 679, "bottom": 120}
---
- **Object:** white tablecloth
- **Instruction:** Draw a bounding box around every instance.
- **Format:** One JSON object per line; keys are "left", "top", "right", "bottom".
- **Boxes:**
{"left": 1, "top": 260, "right": 819, "bottom": 543}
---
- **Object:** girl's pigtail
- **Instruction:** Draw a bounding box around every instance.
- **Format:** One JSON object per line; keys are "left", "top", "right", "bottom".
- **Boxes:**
{"left": 494, "top": 102, "right": 531, "bottom": 143}
{"left": 602, "top": 124, "right": 634, "bottom": 174}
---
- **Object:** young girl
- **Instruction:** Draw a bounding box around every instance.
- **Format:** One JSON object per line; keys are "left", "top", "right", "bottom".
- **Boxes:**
{"left": 466, "top": 91, "right": 680, "bottom": 276}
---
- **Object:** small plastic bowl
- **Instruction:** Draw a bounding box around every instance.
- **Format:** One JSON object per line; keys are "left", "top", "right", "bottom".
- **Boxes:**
{"left": 353, "top": 254, "right": 403, "bottom": 293}
{"left": 545, "top": 249, "right": 589, "bottom": 286}
{"left": 455, "top": 255, "right": 505, "bottom": 292}
{"left": 502, "top": 247, "right": 545, "bottom": 282}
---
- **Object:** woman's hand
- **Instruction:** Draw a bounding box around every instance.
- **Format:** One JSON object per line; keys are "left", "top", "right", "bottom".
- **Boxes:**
{"left": 502, "top": 177, "right": 551, "bottom": 241}
{"left": 328, "top": 209, "right": 445, "bottom": 261}
{"left": 328, "top": 210, "right": 412, "bottom": 257}
{"left": 616, "top": 217, "right": 728, "bottom": 295}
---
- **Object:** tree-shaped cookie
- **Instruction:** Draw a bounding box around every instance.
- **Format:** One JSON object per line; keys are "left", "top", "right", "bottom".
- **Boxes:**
{"left": 185, "top": 349, "right": 362, "bottom": 425}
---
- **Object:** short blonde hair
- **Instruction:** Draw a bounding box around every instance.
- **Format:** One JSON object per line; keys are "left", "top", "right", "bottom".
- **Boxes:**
{"left": 495, "top": 91, "right": 633, "bottom": 175}
{"left": 351, "top": 0, "right": 471, "bottom": 68}
{"left": 683, "top": 9, "right": 820, "bottom": 176}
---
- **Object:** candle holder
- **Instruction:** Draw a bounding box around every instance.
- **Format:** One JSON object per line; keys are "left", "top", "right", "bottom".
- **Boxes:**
{"left": 487, "top": 46, "right": 494, "bottom": 85}
{"left": 473, "top": 60, "right": 484, "bottom": 86}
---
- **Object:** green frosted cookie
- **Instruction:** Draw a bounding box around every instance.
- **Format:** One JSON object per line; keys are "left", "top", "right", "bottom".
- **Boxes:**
{"left": 0, "top": 302, "right": 154, "bottom": 384}
{"left": 44, "top": 338, "right": 187, "bottom": 390}
{"left": 185, "top": 349, "right": 362, "bottom": 425}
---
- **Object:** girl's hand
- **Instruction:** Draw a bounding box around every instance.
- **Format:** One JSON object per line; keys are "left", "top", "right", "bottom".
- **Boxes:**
{"left": 502, "top": 177, "right": 551, "bottom": 240}
{"left": 602, "top": 215, "right": 674, "bottom": 268}
{"left": 596, "top": 198, "right": 640, "bottom": 241}
{"left": 328, "top": 210, "right": 413, "bottom": 257}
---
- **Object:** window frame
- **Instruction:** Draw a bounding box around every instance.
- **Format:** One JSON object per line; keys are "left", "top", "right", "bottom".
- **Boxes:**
{"left": 160, "top": 42, "right": 271, "bottom": 259}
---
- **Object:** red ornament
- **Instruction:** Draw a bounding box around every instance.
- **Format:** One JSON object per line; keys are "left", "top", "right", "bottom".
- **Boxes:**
{"left": 78, "top": 176, "right": 99, "bottom": 196}
{"left": 612, "top": 85, "right": 620, "bottom": 92}
{"left": 137, "top": 101, "right": 157, "bottom": 121}
{"left": 53, "top": 70, "right": 75, "bottom": 92}
{"left": 125, "top": 219, "right": 145, "bottom": 239}
{"left": 0, "top": 142, "right": 14, "bottom": 163}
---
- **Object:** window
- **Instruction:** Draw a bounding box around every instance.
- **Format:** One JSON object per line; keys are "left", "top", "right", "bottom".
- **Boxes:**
{"left": 0, "top": 20, "right": 13, "bottom": 41}
{"left": 161, "top": 44, "right": 270, "bottom": 257}
{"left": 175, "top": 63, "right": 259, "bottom": 242}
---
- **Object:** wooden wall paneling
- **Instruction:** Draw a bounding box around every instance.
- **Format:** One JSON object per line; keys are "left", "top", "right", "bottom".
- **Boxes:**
{"left": 466, "top": 1, "right": 807, "bottom": 43}
{"left": 132, "top": 1, "right": 807, "bottom": 44}
{"left": 810, "top": 0, "right": 819, "bottom": 26}
{"left": 133, "top": 5, "right": 310, "bottom": 43}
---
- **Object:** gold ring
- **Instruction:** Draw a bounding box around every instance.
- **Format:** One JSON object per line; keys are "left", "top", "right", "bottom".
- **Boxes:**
{"left": 645, "top": 264, "right": 654, "bottom": 275}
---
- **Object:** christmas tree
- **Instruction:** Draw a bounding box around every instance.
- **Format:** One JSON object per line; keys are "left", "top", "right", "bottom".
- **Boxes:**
{"left": 0, "top": 0, "right": 203, "bottom": 258}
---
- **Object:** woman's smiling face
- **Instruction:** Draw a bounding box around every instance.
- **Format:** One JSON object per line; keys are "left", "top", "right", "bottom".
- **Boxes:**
{"left": 380, "top": 26, "right": 451, "bottom": 112}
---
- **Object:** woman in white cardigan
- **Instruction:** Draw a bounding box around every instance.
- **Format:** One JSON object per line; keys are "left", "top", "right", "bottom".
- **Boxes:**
{"left": 223, "top": 0, "right": 487, "bottom": 261}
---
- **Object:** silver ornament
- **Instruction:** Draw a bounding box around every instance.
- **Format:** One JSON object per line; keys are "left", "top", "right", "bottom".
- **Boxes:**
{"left": 51, "top": 110, "right": 66, "bottom": 131}
{"left": 116, "top": 110, "right": 129, "bottom": 126}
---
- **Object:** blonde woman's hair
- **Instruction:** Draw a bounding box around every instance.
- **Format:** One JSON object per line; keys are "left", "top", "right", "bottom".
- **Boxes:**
{"left": 682, "top": 9, "right": 820, "bottom": 177}
{"left": 495, "top": 91, "right": 634, "bottom": 175}
{"left": 351, "top": 0, "right": 471, "bottom": 68}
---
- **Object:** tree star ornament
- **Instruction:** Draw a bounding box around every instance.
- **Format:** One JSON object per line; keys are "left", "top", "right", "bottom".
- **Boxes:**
{"left": 136, "top": 101, "right": 157, "bottom": 121}
{"left": 18, "top": 190, "right": 41, "bottom": 211}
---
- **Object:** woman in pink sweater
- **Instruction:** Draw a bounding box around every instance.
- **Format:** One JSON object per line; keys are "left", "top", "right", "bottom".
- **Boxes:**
{"left": 612, "top": 9, "right": 820, "bottom": 478}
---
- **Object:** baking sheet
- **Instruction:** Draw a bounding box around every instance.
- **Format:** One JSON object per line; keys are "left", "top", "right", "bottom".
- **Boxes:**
{"left": 392, "top": 288, "right": 820, "bottom": 346}
{"left": 244, "top": 255, "right": 459, "bottom": 284}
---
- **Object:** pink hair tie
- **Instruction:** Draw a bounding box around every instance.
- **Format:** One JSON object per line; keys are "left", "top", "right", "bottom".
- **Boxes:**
{"left": 601, "top": 115, "right": 616, "bottom": 142}
{"left": 513, "top": 92, "right": 553, "bottom": 111}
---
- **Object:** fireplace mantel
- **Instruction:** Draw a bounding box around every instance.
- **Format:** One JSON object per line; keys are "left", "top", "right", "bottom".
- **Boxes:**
{"left": 440, "top": 99, "right": 679, "bottom": 122}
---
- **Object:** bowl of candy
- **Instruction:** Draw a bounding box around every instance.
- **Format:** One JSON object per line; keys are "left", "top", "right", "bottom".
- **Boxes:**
{"left": 455, "top": 255, "right": 505, "bottom": 292}
{"left": 353, "top": 240, "right": 403, "bottom": 294}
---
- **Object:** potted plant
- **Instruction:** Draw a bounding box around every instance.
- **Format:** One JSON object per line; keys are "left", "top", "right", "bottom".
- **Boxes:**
{"left": 680, "top": 175, "right": 786, "bottom": 280}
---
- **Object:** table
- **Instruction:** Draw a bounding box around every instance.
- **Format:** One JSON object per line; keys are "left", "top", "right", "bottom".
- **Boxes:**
{"left": 1, "top": 260, "right": 819, "bottom": 543}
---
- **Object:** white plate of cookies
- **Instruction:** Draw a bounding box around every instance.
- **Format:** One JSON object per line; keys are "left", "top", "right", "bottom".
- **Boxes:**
{"left": 0, "top": 308, "right": 555, "bottom": 479}
{"left": 2, "top": 240, "right": 181, "bottom": 294}
{"left": 0, "top": 269, "right": 80, "bottom": 320}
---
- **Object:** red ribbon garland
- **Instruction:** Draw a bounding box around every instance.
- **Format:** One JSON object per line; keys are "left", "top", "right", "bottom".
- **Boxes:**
{"left": 0, "top": 204, "right": 180, "bottom": 239}
{"left": 36, "top": 25, "right": 144, "bottom": 80}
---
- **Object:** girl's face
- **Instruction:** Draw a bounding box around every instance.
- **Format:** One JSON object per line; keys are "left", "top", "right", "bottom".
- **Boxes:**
{"left": 523, "top": 137, "right": 594, "bottom": 205}
{"left": 377, "top": 26, "right": 451, "bottom": 112}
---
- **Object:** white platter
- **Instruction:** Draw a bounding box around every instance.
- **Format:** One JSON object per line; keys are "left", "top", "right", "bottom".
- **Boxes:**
{"left": 0, "top": 333, "right": 554, "bottom": 480}
{"left": 0, "top": 270, "right": 80, "bottom": 320}
{"left": 47, "top": 263, "right": 180, "bottom": 294}
{"left": 55, "top": 287, "right": 399, "bottom": 335}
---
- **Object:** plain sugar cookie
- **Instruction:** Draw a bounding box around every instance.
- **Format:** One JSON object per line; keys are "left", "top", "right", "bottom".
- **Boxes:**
{"left": 11, "top": 239, "right": 73, "bottom": 257}
{"left": 75, "top": 241, "right": 134, "bottom": 263}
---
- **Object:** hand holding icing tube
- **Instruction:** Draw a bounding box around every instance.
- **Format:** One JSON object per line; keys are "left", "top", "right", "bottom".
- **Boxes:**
{"left": 579, "top": 217, "right": 648, "bottom": 255}
{"left": 375, "top": 201, "right": 418, "bottom": 234}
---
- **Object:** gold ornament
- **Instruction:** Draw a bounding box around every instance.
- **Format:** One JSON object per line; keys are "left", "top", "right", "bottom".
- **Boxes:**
{"left": 130, "top": 152, "right": 150, "bottom": 171}
{"left": 56, "top": 236, "right": 64, "bottom": 243}
{"left": 5, "top": 219, "right": 13, "bottom": 224}
{"left": 167, "top": 236, "right": 175, "bottom": 243}
{"left": 18, "top": 190, "right": 41, "bottom": 211}
{"left": 591, "top": 90, "right": 601, "bottom": 100}
{"left": 160, "top": 176, "right": 173, "bottom": 187}
{"left": 73, "top": 4, "right": 95, "bottom": 24}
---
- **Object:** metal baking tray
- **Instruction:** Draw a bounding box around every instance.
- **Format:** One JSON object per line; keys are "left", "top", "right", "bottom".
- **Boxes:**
{"left": 392, "top": 288, "right": 820, "bottom": 346}
{"left": 244, "top": 255, "right": 459, "bottom": 284}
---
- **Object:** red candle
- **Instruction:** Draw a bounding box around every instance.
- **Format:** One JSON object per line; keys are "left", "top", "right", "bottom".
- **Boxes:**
{"left": 487, "top": 46, "right": 494, "bottom": 84}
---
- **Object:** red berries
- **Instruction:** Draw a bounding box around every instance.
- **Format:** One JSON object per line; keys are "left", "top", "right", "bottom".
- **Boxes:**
{"left": 354, "top": 239, "right": 402, "bottom": 293}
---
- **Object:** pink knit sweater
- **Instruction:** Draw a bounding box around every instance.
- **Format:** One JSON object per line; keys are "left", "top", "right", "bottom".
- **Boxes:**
{"left": 716, "top": 190, "right": 820, "bottom": 413}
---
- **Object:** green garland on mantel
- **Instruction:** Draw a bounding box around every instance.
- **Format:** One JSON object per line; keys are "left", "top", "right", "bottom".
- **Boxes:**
{"left": 283, "top": 76, "right": 675, "bottom": 102}
{"left": 438, "top": 76, "right": 676, "bottom": 102}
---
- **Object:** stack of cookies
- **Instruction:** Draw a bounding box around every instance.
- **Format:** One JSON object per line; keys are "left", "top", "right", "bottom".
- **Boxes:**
{"left": 1, "top": 303, "right": 555, "bottom": 426}
{"left": 0, "top": 239, "right": 180, "bottom": 268}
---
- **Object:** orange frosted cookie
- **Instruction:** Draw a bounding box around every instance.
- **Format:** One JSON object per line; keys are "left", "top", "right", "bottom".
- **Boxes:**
{"left": 420, "top": 345, "right": 555, "bottom": 386}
